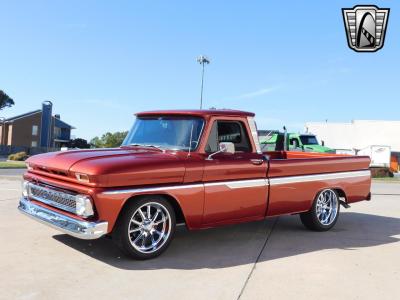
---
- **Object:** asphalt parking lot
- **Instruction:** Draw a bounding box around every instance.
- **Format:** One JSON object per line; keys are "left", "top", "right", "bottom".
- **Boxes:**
{"left": 0, "top": 175, "right": 399, "bottom": 300}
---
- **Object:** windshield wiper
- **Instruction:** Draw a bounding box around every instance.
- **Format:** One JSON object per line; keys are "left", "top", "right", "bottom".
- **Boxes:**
{"left": 127, "top": 144, "right": 164, "bottom": 152}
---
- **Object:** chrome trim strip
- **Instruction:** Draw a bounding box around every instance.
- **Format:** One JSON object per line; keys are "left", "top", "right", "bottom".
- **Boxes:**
{"left": 101, "top": 170, "right": 370, "bottom": 195}
{"left": 102, "top": 179, "right": 267, "bottom": 195}
{"left": 269, "top": 170, "right": 370, "bottom": 186}
{"left": 102, "top": 183, "right": 204, "bottom": 195}
{"left": 18, "top": 197, "right": 108, "bottom": 240}
{"left": 204, "top": 179, "right": 267, "bottom": 189}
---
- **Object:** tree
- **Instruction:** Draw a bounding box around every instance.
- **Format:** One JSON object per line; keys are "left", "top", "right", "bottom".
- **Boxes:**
{"left": 0, "top": 90, "right": 15, "bottom": 110}
{"left": 68, "top": 138, "right": 91, "bottom": 149}
{"left": 90, "top": 131, "right": 128, "bottom": 148}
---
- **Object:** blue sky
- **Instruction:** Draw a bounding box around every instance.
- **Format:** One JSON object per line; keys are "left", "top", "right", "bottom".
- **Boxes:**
{"left": 0, "top": 1, "right": 398, "bottom": 140}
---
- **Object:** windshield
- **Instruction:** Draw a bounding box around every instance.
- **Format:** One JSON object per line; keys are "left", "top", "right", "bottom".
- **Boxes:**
{"left": 299, "top": 135, "right": 319, "bottom": 145}
{"left": 122, "top": 116, "right": 204, "bottom": 151}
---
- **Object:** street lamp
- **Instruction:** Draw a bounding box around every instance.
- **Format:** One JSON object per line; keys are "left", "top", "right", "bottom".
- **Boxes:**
{"left": 197, "top": 55, "right": 210, "bottom": 109}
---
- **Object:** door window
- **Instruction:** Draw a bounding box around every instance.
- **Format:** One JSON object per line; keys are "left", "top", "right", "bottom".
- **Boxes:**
{"left": 205, "top": 121, "right": 252, "bottom": 153}
{"left": 289, "top": 138, "right": 299, "bottom": 148}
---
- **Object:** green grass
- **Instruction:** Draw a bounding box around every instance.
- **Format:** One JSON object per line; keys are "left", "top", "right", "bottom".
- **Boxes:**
{"left": 0, "top": 161, "right": 27, "bottom": 169}
{"left": 372, "top": 176, "right": 400, "bottom": 182}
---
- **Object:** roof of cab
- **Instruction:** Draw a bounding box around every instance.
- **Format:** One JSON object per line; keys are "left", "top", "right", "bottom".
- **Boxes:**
{"left": 136, "top": 109, "right": 255, "bottom": 117}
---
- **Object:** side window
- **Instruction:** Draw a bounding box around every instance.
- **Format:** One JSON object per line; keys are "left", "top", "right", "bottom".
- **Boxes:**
{"left": 289, "top": 138, "right": 298, "bottom": 148}
{"left": 205, "top": 120, "right": 252, "bottom": 153}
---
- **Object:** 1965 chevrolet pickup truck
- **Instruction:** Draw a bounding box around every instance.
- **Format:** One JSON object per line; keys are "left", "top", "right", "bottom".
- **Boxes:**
{"left": 19, "top": 110, "right": 371, "bottom": 259}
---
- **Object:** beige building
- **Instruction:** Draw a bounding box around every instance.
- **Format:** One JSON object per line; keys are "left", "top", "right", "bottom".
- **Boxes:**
{"left": 304, "top": 120, "right": 400, "bottom": 152}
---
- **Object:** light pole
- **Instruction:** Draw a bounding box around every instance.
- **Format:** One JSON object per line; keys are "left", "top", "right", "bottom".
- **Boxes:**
{"left": 197, "top": 55, "right": 210, "bottom": 109}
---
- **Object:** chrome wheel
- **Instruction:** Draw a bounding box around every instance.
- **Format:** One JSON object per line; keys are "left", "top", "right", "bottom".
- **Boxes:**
{"left": 315, "top": 189, "right": 338, "bottom": 226}
{"left": 127, "top": 202, "right": 172, "bottom": 254}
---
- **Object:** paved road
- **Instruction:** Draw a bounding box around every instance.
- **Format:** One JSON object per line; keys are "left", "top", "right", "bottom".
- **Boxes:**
{"left": 0, "top": 168, "right": 26, "bottom": 177}
{"left": 0, "top": 179, "right": 399, "bottom": 300}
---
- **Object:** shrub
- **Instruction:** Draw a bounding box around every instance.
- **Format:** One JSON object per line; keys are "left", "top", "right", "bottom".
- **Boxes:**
{"left": 8, "top": 151, "right": 29, "bottom": 161}
{"left": 370, "top": 167, "right": 393, "bottom": 178}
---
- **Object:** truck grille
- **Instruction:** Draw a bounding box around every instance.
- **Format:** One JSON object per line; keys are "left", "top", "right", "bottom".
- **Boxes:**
{"left": 28, "top": 183, "right": 77, "bottom": 214}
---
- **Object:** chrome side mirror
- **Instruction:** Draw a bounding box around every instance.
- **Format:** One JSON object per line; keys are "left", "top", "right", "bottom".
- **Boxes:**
{"left": 206, "top": 142, "right": 235, "bottom": 160}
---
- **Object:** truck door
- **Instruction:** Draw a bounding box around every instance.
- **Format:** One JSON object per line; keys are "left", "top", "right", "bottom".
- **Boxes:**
{"left": 201, "top": 119, "right": 268, "bottom": 225}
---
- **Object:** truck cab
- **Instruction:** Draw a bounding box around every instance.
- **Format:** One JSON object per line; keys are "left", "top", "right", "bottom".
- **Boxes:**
{"left": 288, "top": 133, "right": 335, "bottom": 153}
{"left": 259, "top": 131, "right": 334, "bottom": 153}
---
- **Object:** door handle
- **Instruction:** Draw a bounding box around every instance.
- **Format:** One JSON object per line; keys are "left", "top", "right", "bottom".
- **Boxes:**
{"left": 250, "top": 159, "right": 263, "bottom": 165}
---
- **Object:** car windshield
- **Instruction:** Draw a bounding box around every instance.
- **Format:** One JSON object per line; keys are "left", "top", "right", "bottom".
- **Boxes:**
{"left": 122, "top": 116, "right": 204, "bottom": 151}
{"left": 300, "top": 135, "right": 319, "bottom": 145}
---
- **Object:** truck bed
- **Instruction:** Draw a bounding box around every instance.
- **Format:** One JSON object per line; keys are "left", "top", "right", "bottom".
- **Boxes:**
{"left": 264, "top": 151, "right": 371, "bottom": 216}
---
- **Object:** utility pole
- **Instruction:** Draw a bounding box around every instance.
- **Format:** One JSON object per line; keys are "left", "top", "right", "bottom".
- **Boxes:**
{"left": 197, "top": 55, "right": 210, "bottom": 109}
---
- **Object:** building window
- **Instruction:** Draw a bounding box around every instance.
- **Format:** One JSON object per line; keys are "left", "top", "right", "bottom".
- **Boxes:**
{"left": 31, "top": 141, "right": 37, "bottom": 147}
{"left": 32, "top": 125, "right": 38, "bottom": 136}
{"left": 54, "top": 127, "right": 61, "bottom": 138}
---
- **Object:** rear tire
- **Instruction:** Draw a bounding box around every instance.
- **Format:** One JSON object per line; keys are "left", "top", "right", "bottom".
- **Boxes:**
{"left": 300, "top": 189, "right": 340, "bottom": 231}
{"left": 113, "top": 196, "right": 176, "bottom": 260}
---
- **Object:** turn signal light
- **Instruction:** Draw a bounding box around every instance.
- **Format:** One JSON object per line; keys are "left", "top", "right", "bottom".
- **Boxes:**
{"left": 75, "top": 173, "right": 90, "bottom": 183}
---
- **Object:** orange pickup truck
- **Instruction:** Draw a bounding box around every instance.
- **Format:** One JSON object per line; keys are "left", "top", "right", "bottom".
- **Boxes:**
{"left": 19, "top": 110, "right": 371, "bottom": 259}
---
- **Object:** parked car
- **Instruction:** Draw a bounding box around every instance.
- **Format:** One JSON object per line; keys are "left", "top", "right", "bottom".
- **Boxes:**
{"left": 19, "top": 110, "right": 371, "bottom": 259}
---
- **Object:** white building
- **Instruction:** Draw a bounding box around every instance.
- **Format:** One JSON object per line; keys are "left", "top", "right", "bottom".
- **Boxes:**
{"left": 304, "top": 120, "right": 400, "bottom": 153}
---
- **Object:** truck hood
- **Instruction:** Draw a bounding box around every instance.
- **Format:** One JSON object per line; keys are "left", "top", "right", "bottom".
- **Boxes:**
{"left": 26, "top": 148, "right": 186, "bottom": 187}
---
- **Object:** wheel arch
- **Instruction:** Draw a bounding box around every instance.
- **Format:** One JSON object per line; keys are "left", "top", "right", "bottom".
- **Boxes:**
{"left": 118, "top": 193, "right": 187, "bottom": 227}
{"left": 332, "top": 188, "right": 347, "bottom": 202}
{"left": 314, "top": 187, "right": 347, "bottom": 202}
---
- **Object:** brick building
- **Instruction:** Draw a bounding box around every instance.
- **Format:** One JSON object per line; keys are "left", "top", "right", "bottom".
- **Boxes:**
{"left": 0, "top": 101, "right": 75, "bottom": 150}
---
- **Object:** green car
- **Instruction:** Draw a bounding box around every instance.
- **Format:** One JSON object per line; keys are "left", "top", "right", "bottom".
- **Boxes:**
{"left": 258, "top": 131, "right": 335, "bottom": 153}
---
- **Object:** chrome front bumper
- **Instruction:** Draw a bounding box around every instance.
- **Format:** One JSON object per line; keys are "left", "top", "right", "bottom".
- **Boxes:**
{"left": 18, "top": 197, "right": 108, "bottom": 240}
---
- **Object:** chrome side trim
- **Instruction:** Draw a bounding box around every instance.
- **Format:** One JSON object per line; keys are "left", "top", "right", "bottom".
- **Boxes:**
{"left": 101, "top": 170, "right": 370, "bottom": 195}
{"left": 102, "top": 179, "right": 267, "bottom": 195}
{"left": 269, "top": 170, "right": 370, "bottom": 186}
{"left": 18, "top": 197, "right": 108, "bottom": 240}
{"left": 102, "top": 183, "right": 204, "bottom": 195}
{"left": 204, "top": 179, "right": 267, "bottom": 189}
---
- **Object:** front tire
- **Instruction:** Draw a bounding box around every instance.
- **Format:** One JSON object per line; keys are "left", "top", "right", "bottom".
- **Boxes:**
{"left": 300, "top": 189, "right": 340, "bottom": 231}
{"left": 114, "top": 196, "right": 176, "bottom": 260}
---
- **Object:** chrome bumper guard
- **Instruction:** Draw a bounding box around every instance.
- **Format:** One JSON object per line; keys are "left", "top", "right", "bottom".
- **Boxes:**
{"left": 18, "top": 197, "right": 108, "bottom": 240}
